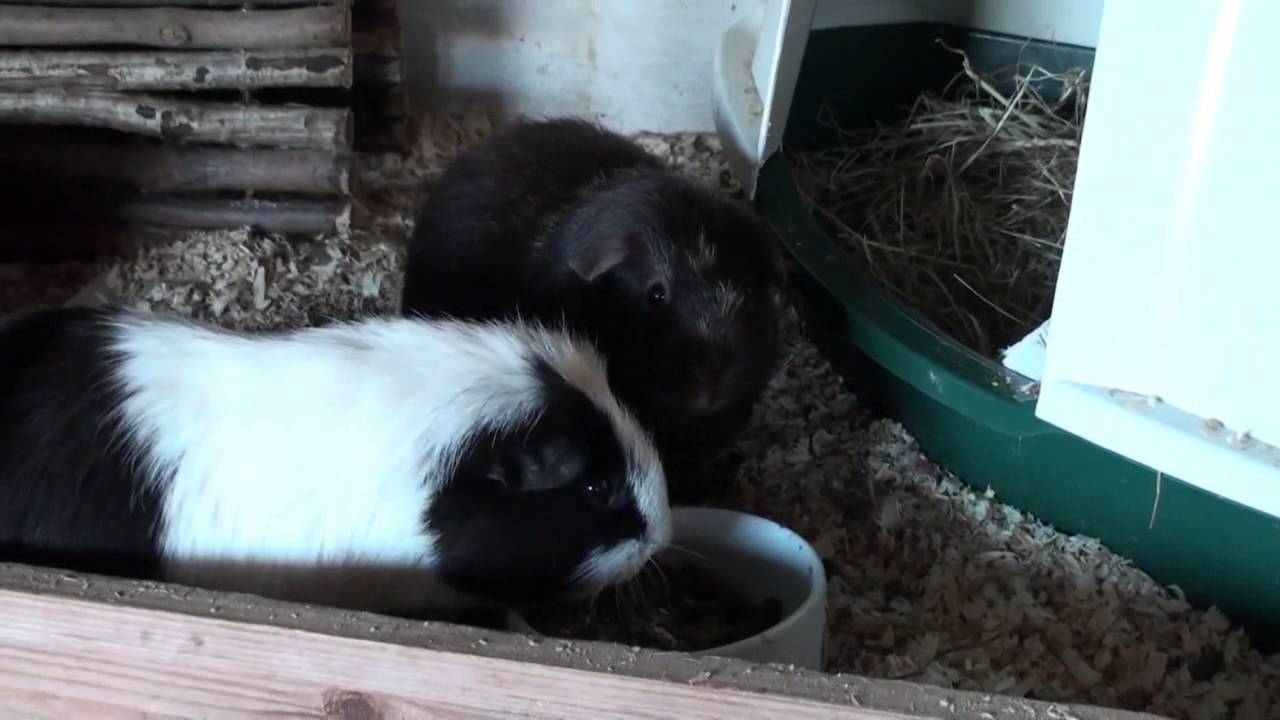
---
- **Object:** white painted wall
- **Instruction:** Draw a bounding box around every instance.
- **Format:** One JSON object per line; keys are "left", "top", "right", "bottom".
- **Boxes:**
{"left": 397, "top": 0, "right": 766, "bottom": 134}
{"left": 396, "top": 0, "right": 1100, "bottom": 133}
{"left": 396, "top": 0, "right": 1101, "bottom": 135}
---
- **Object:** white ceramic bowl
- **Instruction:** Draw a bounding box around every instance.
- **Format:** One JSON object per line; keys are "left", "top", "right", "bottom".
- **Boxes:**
{"left": 509, "top": 506, "right": 829, "bottom": 670}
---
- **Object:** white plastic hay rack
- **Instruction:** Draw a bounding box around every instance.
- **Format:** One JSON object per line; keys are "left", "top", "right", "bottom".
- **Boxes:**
{"left": 713, "top": 0, "right": 1280, "bottom": 521}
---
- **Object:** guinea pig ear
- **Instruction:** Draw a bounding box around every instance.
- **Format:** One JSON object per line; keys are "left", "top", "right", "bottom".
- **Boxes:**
{"left": 484, "top": 455, "right": 515, "bottom": 488}
{"left": 566, "top": 234, "right": 633, "bottom": 283}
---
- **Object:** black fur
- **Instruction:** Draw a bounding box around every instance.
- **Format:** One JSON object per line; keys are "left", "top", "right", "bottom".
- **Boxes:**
{"left": 402, "top": 119, "right": 663, "bottom": 323}
{"left": 425, "top": 357, "right": 647, "bottom": 608}
{"left": 401, "top": 117, "right": 786, "bottom": 466}
{"left": 0, "top": 305, "right": 163, "bottom": 579}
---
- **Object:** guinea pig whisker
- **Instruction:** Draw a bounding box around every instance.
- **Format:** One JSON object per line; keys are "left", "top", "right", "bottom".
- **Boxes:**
{"left": 645, "top": 556, "right": 670, "bottom": 591}
{"left": 620, "top": 575, "right": 637, "bottom": 603}
{"left": 663, "top": 543, "right": 710, "bottom": 563}
{"left": 632, "top": 576, "right": 652, "bottom": 613}
{"left": 521, "top": 408, "right": 545, "bottom": 444}
{"left": 585, "top": 583, "right": 608, "bottom": 616}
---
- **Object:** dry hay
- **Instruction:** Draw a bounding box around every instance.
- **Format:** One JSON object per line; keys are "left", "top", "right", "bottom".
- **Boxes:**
{"left": 1, "top": 109, "right": 1278, "bottom": 720}
{"left": 791, "top": 42, "right": 1086, "bottom": 358}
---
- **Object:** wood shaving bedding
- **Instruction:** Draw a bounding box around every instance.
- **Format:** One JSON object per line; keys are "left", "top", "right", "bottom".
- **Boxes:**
{"left": 0, "top": 111, "right": 1276, "bottom": 720}
{"left": 94, "top": 230, "right": 404, "bottom": 332}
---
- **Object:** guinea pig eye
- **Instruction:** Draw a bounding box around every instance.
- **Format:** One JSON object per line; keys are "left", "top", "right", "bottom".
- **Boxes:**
{"left": 582, "top": 477, "right": 614, "bottom": 507}
{"left": 646, "top": 282, "right": 667, "bottom": 307}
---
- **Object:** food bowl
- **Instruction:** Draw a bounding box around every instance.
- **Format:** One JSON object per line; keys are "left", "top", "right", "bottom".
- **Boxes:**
{"left": 508, "top": 507, "right": 829, "bottom": 669}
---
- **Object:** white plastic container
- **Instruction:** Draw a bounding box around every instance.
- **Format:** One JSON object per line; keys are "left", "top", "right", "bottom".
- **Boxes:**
{"left": 509, "top": 506, "right": 829, "bottom": 670}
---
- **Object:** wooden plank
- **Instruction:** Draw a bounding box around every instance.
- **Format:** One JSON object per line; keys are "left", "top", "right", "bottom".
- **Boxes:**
{"left": 110, "top": 196, "right": 350, "bottom": 234}
{"left": 353, "top": 52, "right": 399, "bottom": 87}
{"left": 353, "top": 28, "right": 399, "bottom": 58}
{"left": 0, "top": 220, "right": 181, "bottom": 264}
{"left": 0, "top": 1, "right": 331, "bottom": 6}
{"left": 351, "top": 0, "right": 398, "bottom": 33}
{"left": 0, "top": 4, "right": 349, "bottom": 49}
{"left": 0, "top": 131, "right": 348, "bottom": 194}
{"left": 0, "top": 48, "right": 352, "bottom": 91}
{"left": 0, "top": 564, "right": 1168, "bottom": 720}
{"left": 0, "top": 91, "right": 351, "bottom": 150}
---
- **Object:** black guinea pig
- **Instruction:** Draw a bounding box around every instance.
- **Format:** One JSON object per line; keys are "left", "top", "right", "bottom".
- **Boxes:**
{"left": 400, "top": 117, "right": 787, "bottom": 471}
{"left": 0, "top": 304, "right": 671, "bottom": 620}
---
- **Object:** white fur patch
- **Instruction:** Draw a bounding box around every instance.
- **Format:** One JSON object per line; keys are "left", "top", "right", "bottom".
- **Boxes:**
{"left": 771, "top": 287, "right": 786, "bottom": 309}
{"left": 104, "top": 312, "right": 667, "bottom": 613}
{"left": 574, "top": 539, "right": 656, "bottom": 591}
{"left": 716, "top": 281, "right": 744, "bottom": 317}
{"left": 690, "top": 228, "right": 718, "bottom": 271}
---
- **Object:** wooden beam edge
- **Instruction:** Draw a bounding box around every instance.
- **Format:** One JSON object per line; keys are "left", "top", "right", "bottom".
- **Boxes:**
{"left": 0, "top": 563, "right": 1168, "bottom": 720}
{"left": 0, "top": 4, "right": 350, "bottom": 51}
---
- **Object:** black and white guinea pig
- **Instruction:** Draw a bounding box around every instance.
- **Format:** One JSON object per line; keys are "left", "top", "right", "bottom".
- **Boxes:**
{"left": 0, "top": 304, "right": 671, "bottom": 619}
{"left": 400, "top": 117, "right": 788, "bottom": 467}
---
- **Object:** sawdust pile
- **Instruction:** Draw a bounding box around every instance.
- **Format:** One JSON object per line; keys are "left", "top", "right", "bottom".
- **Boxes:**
{"left": 1, "top": 110, "right": 1277, "bottom": 720}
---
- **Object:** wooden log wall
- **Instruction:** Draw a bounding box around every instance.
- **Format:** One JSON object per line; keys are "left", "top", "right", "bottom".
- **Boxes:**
{"left": 0, "top": 0, "right": 402, "bottom": 258}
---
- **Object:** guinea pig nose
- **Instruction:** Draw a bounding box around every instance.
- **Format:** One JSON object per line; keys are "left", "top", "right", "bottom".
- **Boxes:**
{"left": 687, "top": 369, "right": 728, "bottom": 415}
{"left": 688, "top": 390, "right": 726, "bottom": 415}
